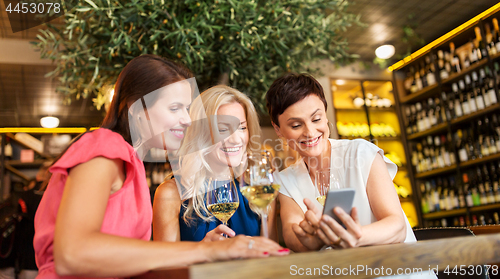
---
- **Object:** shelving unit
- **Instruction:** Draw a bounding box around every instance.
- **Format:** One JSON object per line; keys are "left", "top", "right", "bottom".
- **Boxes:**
{"left": 331, "top": 79, "right": 419, "bottom": 227}
{"left": 0, "top": 129, "right": 89, "bottom": 201}
{"left": 391, "top": 5, "right": 500, "bottom": 228}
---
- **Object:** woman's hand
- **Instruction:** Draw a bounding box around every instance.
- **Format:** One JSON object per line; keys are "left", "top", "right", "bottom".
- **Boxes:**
{"left": 316, "top": 206, "right": 363, "bottom": 249}
{"left": 202, "top": 224, "right": 235, "bottom": 242}
{"left": 292, "top": 198, "right": 325, "bottom": 251}
{"left": 208, "top": 235, "right": 289, "bottom": 261}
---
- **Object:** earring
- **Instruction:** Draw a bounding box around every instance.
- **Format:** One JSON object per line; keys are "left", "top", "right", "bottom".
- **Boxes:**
{"left": 279, "top": 137, "right": 288, "bottom": 148}
{"left": 327, "top": 121, "right": 335, "bottom": 138}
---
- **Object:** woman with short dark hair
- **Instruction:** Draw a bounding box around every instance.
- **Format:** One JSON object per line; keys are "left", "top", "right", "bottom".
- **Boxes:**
{"left": 266, "top": 73, "right": 420, "bottom": 254}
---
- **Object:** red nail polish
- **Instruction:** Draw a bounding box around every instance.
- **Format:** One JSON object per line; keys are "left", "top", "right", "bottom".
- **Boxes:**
{"left": 263, "top": 252, "right": 269, "bottom": 255}
{"left": 278, "top": 249, "right": 290, "bottom": 252}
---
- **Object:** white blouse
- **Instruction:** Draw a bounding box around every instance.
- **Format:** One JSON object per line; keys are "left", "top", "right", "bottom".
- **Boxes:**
{"left": 277, "top": 139, "right": 418, "bottom": 239}
{"left": 276, "top": 139, "right": 437, "bottom": 278}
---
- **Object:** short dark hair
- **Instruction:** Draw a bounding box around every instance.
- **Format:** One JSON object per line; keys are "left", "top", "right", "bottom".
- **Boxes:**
{"left": 265, "top": 73, "right": 327, "bottom": 127}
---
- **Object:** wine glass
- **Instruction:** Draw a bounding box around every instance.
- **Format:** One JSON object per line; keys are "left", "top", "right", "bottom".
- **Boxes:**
{"left": 315, "top": 168, "right": 343, "bottom": 206}
{"left": 240, "top": 150, "right": 280, "bottom": 238}
{"left": 206, "top": 176, "right": 239, "bottom": 231}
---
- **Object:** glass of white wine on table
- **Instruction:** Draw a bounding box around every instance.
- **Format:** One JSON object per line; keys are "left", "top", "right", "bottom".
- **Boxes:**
{"left": 240, "top": 150, "right": 280, "bottom": 238}
{"left": 206, "top": 176, "right": 239, "bottom": 235}
{"left": 315, "top": 169, "right": 343, "bottom": 206}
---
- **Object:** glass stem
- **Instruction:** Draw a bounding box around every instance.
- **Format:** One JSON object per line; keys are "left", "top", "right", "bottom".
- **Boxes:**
{"left": 261, "top": 213, "right": 269, "bottom": 238}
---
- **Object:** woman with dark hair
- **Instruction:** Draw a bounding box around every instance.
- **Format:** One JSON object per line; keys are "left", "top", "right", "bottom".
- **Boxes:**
{"left": 33, "top": 54, "right": 287, "bottom": 279}
{"left": 265, "top": 74, "right": 428, "bottom": 260}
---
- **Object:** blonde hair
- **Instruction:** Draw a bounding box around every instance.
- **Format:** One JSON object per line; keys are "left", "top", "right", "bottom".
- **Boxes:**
{"left": 177, "top": 85, "right": 261, "bottom": 224}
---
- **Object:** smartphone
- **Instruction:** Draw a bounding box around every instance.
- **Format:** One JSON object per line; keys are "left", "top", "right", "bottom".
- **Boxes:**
{"left": 322, "top": 188, "right": 355, "bottom": 227}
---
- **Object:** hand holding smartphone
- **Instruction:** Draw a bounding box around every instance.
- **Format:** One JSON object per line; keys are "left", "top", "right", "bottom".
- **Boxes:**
{"left": 322, "top": 188, "right": 355, "bottom": 227}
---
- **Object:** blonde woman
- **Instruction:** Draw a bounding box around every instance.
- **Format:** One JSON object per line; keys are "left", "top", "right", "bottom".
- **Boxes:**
{"left": 153, "top": 85, "right": 279, "bottom": 243}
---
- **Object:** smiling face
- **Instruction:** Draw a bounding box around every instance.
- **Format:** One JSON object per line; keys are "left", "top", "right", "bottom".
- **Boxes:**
{"left": 275, "top": 94, "right": 329, "bottom": 159}
{"left": 143, "top": 80, "right": 192, "bottom": 151}
{"left": 207, "top": 102, "right": 249, "bottom": 174}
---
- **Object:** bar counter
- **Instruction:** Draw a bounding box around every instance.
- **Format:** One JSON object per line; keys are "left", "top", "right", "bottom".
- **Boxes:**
{"left": 136, "top": 233, "right": 500, "bottom": 279}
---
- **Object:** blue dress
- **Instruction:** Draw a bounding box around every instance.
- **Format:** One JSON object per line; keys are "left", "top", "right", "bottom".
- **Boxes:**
{"left": 179, "top": 179, "right": 261, "bottom": 241}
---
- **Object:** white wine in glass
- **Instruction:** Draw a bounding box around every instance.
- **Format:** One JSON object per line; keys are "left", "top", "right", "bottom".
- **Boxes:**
{"left": 315, "top": 168, "right": 344, "bottom": 206}
{"left": 206, "top": 177, "right": 239, "bottom": 227}
{"left": 241, "top": 150, "right": 280, "bottom": 238}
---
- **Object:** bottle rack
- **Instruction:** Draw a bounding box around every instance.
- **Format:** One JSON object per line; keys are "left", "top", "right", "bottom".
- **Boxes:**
{"left": 391, "top": 7, "right": 500, "bottom": 228}
{"left": 331, "top": 79, "right": 419, "bottom": 227}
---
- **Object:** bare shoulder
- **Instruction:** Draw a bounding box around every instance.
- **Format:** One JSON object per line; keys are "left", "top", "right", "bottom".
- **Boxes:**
{"left": 155, "top": 178, "right": 181, "bottom": 201}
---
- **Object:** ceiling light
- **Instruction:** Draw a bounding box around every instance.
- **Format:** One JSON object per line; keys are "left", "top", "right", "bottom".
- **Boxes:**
{"left": 40, "top": 116, "right": 60, "bottom": 128}
{"left": 375, "top": 45, "right": 395, "bottom": 59}
{"left": 335, "top": 79, "right": 346, "bottom": 85}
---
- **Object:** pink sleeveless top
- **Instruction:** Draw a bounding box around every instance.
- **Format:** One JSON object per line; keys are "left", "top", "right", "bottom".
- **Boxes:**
{"left": 34, "top": 128, "right": 152, "bottom": 279}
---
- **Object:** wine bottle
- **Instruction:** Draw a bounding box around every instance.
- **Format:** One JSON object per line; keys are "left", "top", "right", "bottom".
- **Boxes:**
{"left": 476, "top": 167, "right": 488, "bottom": 205}
{"left": 475, "top": 27, "right": 488, "bottom": 60}
{"left": 469, "top": 38, "right": 478, "bottom": 65}
{"left": 427, "top": 98, "right": 437, "bottom": 126}
{"left": 485, "top": 67, "right": 498, "bottom": 105}
{"left": 449, "top": 42, "right": 462, "bottom": 73}
{"left": 464, "top": 173, "right": 474, "bottom": 207}
{"left": 410, "top": 104, "right": 418, "bottom": 134}
{"left": 493, "top": 18, "right": 500, "bottom": 53}
{"left": 420, "top": 183, "right": 429, "bottom": 214}
{"left": 483, "top": 164, "right": 496, "bottom": 204}
{"left": 452, "top": 83, "right": 464, "bottom": 118}
{"left": 491, "top": 162, "right": 500, "bottom": 203}
{"left": 472, "top": 71, "right": 486, "bottom": 110}
{"left": 420, "top": 61, "right": 428, "bottom": 88}
{"left": 479, "top": 68, "right": 492, "bottom": 107}
{"left": 425, "top": 56, "right": 437, "bottom": 86}
{"left": 485, "top": 23, "right": 497, "bottom": 56}
{"left": 415, "top": 67, "right": 423, "bottom": 92}
{"left": 457, "top": 129, "right": 468, "bottom": 162}
{"left": 405, "top": 106, "right": 412, "bottom": 135}
{"left": 438, "top": 51, "right": 447, "bottom": 80}
{"left": 465, "top": 75, "right": 477, "bottom": 113}
{"left": 459, "top": 80, "right": 470, "bottom": 115}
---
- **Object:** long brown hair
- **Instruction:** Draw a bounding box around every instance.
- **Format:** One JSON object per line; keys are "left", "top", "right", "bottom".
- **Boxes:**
{"left": 51, "top": 55, "right": 193, "bottom": 166}
{"left": 102, "top": 54, "right": 193, "bottom": 144}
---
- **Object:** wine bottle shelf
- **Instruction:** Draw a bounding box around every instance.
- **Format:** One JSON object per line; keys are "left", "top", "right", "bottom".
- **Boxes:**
{"left": 423, "top": 208, "right": 468, "bottom": 220}
{"left": 459, "top": 152, "right": 500, "bottom": 168}
{"left": 406, "top": 123, "right": 448, "bottom": 140}
{"left": 440, "top": 58, "right": 489, "bottom": 86}
{"left": 5, "top": 160, "right": 46, "bottom": 168}
{"left": 469, "top": 203, "right": 500, "bottom": 213}
{"left": 400, "top": 83, "right": 440, "bottom": 104}
{"left": 5, "top": 133, "right": 52, "bottom": 159}
{"left": 414, "top": 164, "right": 457, "bottom": 179}
{"left": 489, "top": 52, "right": 500, "bottom": 62}
{"left": 450, "top": 103, "right": 500, "bottom": 126}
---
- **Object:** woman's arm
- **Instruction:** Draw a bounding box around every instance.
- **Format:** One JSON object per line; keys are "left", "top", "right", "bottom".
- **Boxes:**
{"left": 315, "top": 153, "right": 406, "bottom": 248}
{"left": 358, "top": 153, "right": 406, "bottom": 245}
{"left": 265, "top": 199, "right": 278, "bottom": 242}
{"left": 278, "top": 194, "right": 323, "bottom": 252}
{"left": 153, "top": 179, "right": 181, "bottom": 242}
{"left": 54, "top": 157, "right": 287, "bottom": 277}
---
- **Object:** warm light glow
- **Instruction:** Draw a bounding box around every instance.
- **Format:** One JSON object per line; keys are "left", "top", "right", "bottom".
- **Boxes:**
{"left": 335, "top": 80, "right": 346, "bottom": 85}
{"left": 40, "top": 116, "right": 60, "bottom": 128}
{"left": 375, "top": 45, "right": 395, "bottom": 59}
{"left": 109, "top": 88, "right": 115, "bottom": 102}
